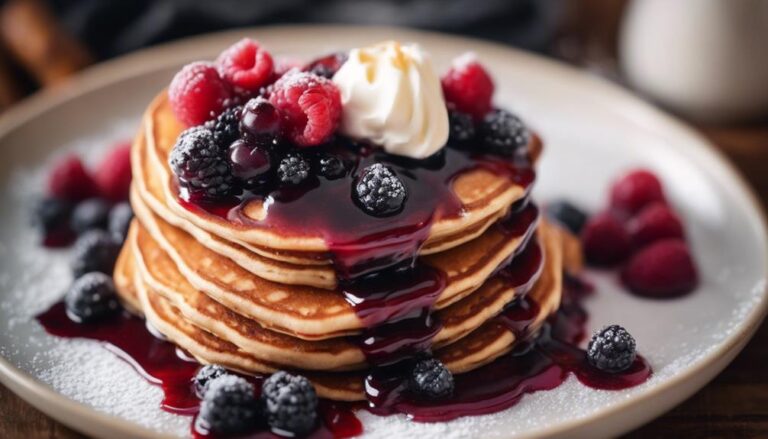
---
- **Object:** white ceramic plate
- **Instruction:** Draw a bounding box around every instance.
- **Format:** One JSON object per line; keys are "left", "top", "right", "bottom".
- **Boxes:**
{"left": 0, "top": 26, "right": 765, "bottom": 439}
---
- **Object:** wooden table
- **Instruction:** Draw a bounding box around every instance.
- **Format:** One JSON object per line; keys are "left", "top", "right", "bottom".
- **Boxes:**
{"left": 1, "top": 121, "right": 766, "bottom": 438}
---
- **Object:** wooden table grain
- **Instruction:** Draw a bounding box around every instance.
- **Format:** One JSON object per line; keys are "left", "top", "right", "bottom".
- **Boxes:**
{"left": 1, "top": 123, "right": 767, "bottom": 438}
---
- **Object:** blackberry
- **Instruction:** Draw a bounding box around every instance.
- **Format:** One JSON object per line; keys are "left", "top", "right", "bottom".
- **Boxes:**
{"left": 316, "top": 153, "right": 346, "bottom": 179}
{"left": 277, "top": 154, "right": 310, "bottom": 185}
{"left": 65, "top": 272, "right": 120, "bottom": 323}
{"left": 354, "top": 163, "right": 407, "bottom": 217}
{"left": 32, "top": 197, "right": 72, "bottom": 235}
{"left": 480, "top": 109, "right": 530, "bottom": 155}
{"left": 409, "top": 358, "right": 454, "bottom": 399}
{"left": 70, "top": 230, "right": 120, "bottom": 278}
{"left": 169, "top": 127, "right": 237, "bottom": 201}
{"left": 194, "top": 364, "right": 231, "bottom": 398}
{"left": 546, "top": 200, "right": 588, "bottom": 235}
{"left": 71, "top": 198, "right": 110, "bottom": 235}
{"left": 207, "top": 105, "right": 243, "bottom": 147}
{"left": 108, "top": 202, "right": 134, "bottom": 243}
{"left": 587, "top": 325, "right": 637, "bottom": 373}
{"left": 448, "top": 111, "right": 475, "bottom": 144}
{"left": 198, "top": 375, "right": 259, "bottom": 435}
{"left": 304, "top": 52, "right": 348, "bottom": 79}
{"left": 261, "top": 371, "right": 318, "bottom": 435}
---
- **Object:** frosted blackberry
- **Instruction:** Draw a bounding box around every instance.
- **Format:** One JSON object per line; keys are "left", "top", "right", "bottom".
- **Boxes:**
{"left": 194, "top": 365, "right": 232, "bottom": 398}
{"left": 480, "top": 109, "right": 530, "bottom": 155}
{"left": 32, "top": 197, "right": 72, "bottom": 235}
{"left": 70, "top": 230, "right": 120, "bottom": 278}
{"left": 108, "top": 202, "right": 133, "bottom": 243}
{"left": 448, "top": 111, "right": 475, "bottom": 144}
{"left": 261, "top": 371, "right": 318, "bottom": 435}
{"left": 354, "top": 163, "right": 407, "bottom": 217}
{"left": 71, "top": 198, "right": 110, "bottom": 235}
{"left": 587, "top": 325, "right": 637, "bottom": 373}
{"left": 169, "top": 127, "right": 237, "bottom": 200}
{"left": 65, "top": 272, "right": 120, "bottom": 323}
{"left": 198, "top": 375, "right": 259, "bottom": 435}
{"left": 207, "top": 105, "right": 243, "bottom": 147}
{"left": 409, "top": 358, "right": 454, "bottom": 399}
{"left": 277, "top": 154, "right": 310, "bottom": 185}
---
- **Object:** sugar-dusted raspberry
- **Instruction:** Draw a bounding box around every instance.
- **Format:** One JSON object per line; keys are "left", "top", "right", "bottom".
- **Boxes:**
{"left": 216, "top": 38, "right": 274, "bottom": 93}
{"left": 95, "top": 141, "right": 132, "bottom": 202}
{"left": 581, "top": 212, "right": 631, "bottom": 266}
{"left": 610, "top": 169, "right": 666, "bottom": 216}
{"left": 627, "top": 202, "right": 685, "bottom": 249}
{"left": 441, "top": 53, "right": 494, "bottom": 120}
{"left": 621, "top": 239, "right": 698, "bottom": 297}
{"left": 269, "top": 71, "right": 342, "bottom": 147}
{"left": 48, "top": 155, "right": 99, "bottom": 201}
{"left": 169, "top": 62, "right": 234, "bottom": 126}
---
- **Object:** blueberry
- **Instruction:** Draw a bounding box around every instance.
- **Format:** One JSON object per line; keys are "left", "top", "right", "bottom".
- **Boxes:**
{"left": 545, "top": 200, "right": 588, "bottom": 234}
{"left": 194, "top": 364, "right": 232, "bottom": 398}
{"left": 354, "top": 163, "right": 407, "bottom": 217}
{"left": 32, "top": 197, "right": 72, "bottom": 235}
{"left": 229, "top": 139, "right": 273, "bottom": 188}
{"left": 206, "top": 105, "right": 243, "bottom": 148}
{"left": 71, "top": 198, "right": 110, "bottom": 235}
{"left": 65, "top": 272, "right": 120, "bottom": 323}
{"left": 108, "top": 202, "right": 133, "bottom": 243}
{"left": 261, "top": 371, "right": 318, "bottom": 435}
{"left": 448, "top": 111, "right": 475, "bottom": 144}
{"left": 198, "top": 375, "right": 259, "bottom": 435}
{"left": 169, "top": 127, "right": 238, "bottom": 201}
{"left": 316, "top": 153, "right": 346, "bottom": 180}
{"left": 587, "top": 324, "right": 637, "bottom": 373}
{"left": 70, "top": 230, "right": 120, "bottom": 278}
{"left": 409, "top": 358, "right": 454, "bottom": 399}
{"left": 277, "top": 154, "right": 310, "bottom": 185}
{"left": 239, "top": 98, "right": 281, "bottom": 144}
{"left": 480, "top": 109, "right": 530, "bottom": 156}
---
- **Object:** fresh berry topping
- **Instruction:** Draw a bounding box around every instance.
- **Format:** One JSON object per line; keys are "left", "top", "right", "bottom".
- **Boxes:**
{"left": 448, "top": 111, "right": 476, "bottom": 144}
{"left": 193, "top": 364, "right": 232, "bottom": 398}
{"left": 274, "top": 57, "right": 303, "bottom": 78}
{"left": 239, "top": 97, "right": 282, "bottom": 144}
{"left": 95, "top": 142, "right": 132, "bottom": 202}
{"left": 621, "top": 239, "right": 698, "bottom": 297}
{"left": 581, "top": 212, "right": 631, "bottom": 266}
{"left": 441, "top": 54, "right": 494, "bottom": 119}
{"left": 71, "top": 198, "right": 111, "bottom": 235}
{"left": 316, "top": 153, "right": 346, "bottom": 180}
{"left": 198, "top": 375, "right": 259, "bottom": 435}
{"left": 169, "top": 62, "right": 233, "bottom": 126}
{"left": 65, "top": 272, "right": 120, "bottom": 323}
{"left": 269, "top": 71, "right": 342, "bottom": 147}
{"left": 108, "top": 202, "right": 133, "bottom": 243}
{"left": 206, "top": 105, "right": 243, "bottom": 147}
{"left": 546, "top": 200, "right": 588, "bottom": 235}
{"left": 610, "top": 169, "right": 666, "bottom": 216}
{"left": 216, "top": 38, "right": 274, "bottom": 93}
{"left": 479, "top": 109, "right": 530, "bottom": 156}
{"left": 354, "top": 163, "right": 407, "bottom": 217}
{"left": 32, "top": 197, "right": 73, "bottom": 236}
{"left": 277, "top": 154, "right": 310, "bottom": 185}
{"left": 587, "top": 325, "right": 637, "bottom": 373}
{"left": 169, "top": 127, "right": 237, "bottom": 201}
{"left": 70, "top": 230, "right": 120, "bottom": 278}
{"left": 229, "top": 140, "right": 273, "bottom": 188}
{"left": 47, "top": 155, "right": 98, "bottom": 201}
{"left": 303, "top": 52, "right": 348, "bottom": 79}
{"left": 261, "top": 371, "right": 318, "bottom": 436}
{"left": 627, "top": 202, "right": 684, "bottom": 249}
{"left": 409, "top": 358, "right": 454, "bottom": 399}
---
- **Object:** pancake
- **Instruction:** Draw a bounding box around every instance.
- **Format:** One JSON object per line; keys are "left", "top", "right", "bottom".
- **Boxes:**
{"left": 141, "top": 92, "right": 540, "bottom": 266}
{"left": 132, "top": 185, "right": 540, "bottom": 339}
{"left": 128, "top": 219, "right": 555, "bottom": 371}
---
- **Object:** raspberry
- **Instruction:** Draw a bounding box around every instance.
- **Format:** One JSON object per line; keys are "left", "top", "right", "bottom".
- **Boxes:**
{"left": 65, "top": 272, "right": 120, "bottom": 323}
{"left": 627, "top": 202, "right": 684, "bottom": 249}
{"left": 441, "top": 54, "right": 494, "bottom": 120}
{"left": 198, "top": 375, "right": 259, "bottom": 435}
{"left": 169, "top": 62, "right": 233, "bottom": 126}
{"left": 277, "top": 154, "right": 310, "bottom": 185}
{"left": 169, "top": 127, "right": 237, "bottom": 201}
{"left": 95, "top": 142, "right": 132, "bottom": 202}
{"left": 587, "top": 325, "right": 636, "bottom": 373}
{"left": 621, "top": 239, "right": 698, "bottom": 297}
{"left": 269, "top": 71, "right": 342, "bottom": 147}
{"left": 479, "top": 109, "right": 530, "bottom": 156}
{"left": 448, "top": 111, "right": 475, "bottom": 144}
{"left": 206, "top": 105, "right": 243, "bottom": 148}
{"left": 581, "top": 212, "right": 631, "bottom": 266}
{"left": 216, "top": 38, "right": 274, "bottom": 93}
{"left": 409, "top": 358, "right": 454, "bottom": 399}
{"left": 610, "top": 169, "right": 666, "bottom": 216}
{"left": 261, "top": 371, "right": 318, "bottom": 436}
{"left": 303, "top": 52, "right": 348, "bottom": 79}
{"left": 354, "top": 163, "right": 407, "bottom": 217}
{"left": 48, "top": 155, "right": 98, "bottom": 201}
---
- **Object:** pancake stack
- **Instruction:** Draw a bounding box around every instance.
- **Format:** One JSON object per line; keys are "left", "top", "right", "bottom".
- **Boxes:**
{"left": 113, "top": 92, "right": 581, "bottom": 401}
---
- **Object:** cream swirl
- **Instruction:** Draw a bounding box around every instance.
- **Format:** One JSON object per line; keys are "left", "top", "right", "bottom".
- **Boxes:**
{"left": 332, "top": 41, "right": 449, "bottom": 159}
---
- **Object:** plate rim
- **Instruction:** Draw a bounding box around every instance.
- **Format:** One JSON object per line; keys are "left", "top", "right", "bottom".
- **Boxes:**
{"left": 0, "top": 24, "right": 766, "bottom": 439}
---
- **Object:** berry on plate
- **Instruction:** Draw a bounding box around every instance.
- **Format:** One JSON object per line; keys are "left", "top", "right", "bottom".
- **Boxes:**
{"left": 409, "top": 357, "right": 454, "bottom": 399}
{"left": 169, "top": 62, "right": 233, "bottom": 126}
{"left": 303, "top": 52, "right": 348, "bottom": 79}
{"left": 581, "top": 212, "right": 631, "bottom": 266}
{"left": 447, "top": 110, "right": 476, "bottom": 144}
{"left": 479, "top": 109, "right": 530, "bottom": 156}
{"left": 193, "top": 364, "right": 232, "bottom": 398}
{"left": 610, "top": 169, "right": 666, "bottom": 216}
{"left": 207, "top": 105, "right": 243, "bottom": 148}
{"left": 621, "top": 239, "right": 698, "bottom": 298}
{"left": 47, "top": 155, "right": 98, "bottom": 201}
{"left": 169, "top": 127, "right": 238, "bottom": 201}
{"left": 261, "top": 371, "right": 318, "bottom": 436}
{"left": 239, "top": 97, "right": 282, "bottom": 144}
{"left": 65, "top": 272, "right": 120, "bottom": 323}
{"left": 95, "top": 142, "right": 132, "bottom": 202}
{"left": 71, "top": 198, "right": 111, "bottom": 235}
{"left": 545, "top": 199, "right": 588, "bottom": 235}
{"left": 229, "top": 140, "right": 273, "bottom": 188}
{"left": 627, "top": 202, "right": 685, "bottom": 249}
{"left": 354, "top": 163, "right": 407, "bottom": 217}
{"left": 70, "top": 230, "right": 120, "bottom": 278}
{"left": 108, "top": 202, "right": 133, "bottom": 243}
{"left": 216, "top": 38, "right": 274, "bottom": 93}
{"left": 32, "top": 197, "right": 73, "bottom": 237}
{"left": 277, "top": 153, "right": 310, "bottom": 185}
{"left": 587, "top": 325, "right": 637, "bottom": 373}
{"left": 198, "top": 375, "right": 259, "bottom": 435}
{"left": 315, "top": 153, "right": 347, "bottom": 180}
{"left": 441, "top": 54, "right": 494, "bottom": 120}
{"left": 269, "top": 71, "right": 342, "bottom": 147}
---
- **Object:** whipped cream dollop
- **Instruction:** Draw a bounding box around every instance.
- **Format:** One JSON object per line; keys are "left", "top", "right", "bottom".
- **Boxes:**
{"left": 332, "top": 41, "right": 449, "bottom": 159}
